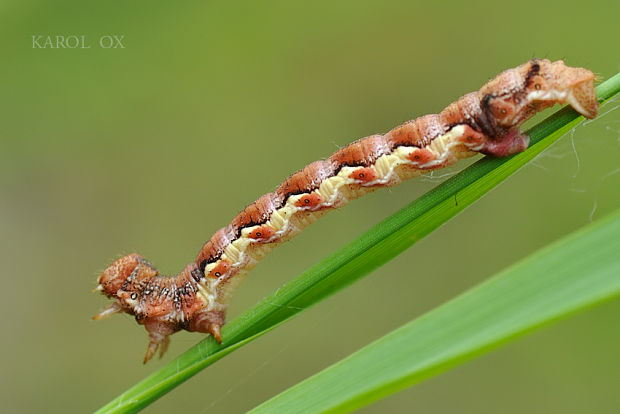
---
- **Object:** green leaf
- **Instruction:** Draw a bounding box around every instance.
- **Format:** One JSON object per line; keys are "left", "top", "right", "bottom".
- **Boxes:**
{"left": 94, "top": 72, "right": 620, "bottom": 414}
{"left": 250, "top": 207, "right": 620, "bottom": 414}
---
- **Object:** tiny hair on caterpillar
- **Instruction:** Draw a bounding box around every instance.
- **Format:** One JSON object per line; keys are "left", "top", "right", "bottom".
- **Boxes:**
{"left": 93, "top": 59, "right": 598, "bottom": 363}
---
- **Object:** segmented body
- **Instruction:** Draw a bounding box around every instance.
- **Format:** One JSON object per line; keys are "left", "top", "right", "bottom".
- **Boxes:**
{"left": 94, "top": 59, "right": 598, "bottom": 363}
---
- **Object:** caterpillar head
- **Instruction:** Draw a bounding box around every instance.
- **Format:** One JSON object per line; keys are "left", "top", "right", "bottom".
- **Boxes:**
{"left": 480, "top": 59, "right": 598, "bottom": 133}
{"left": 94, "top": 254, "right": 159, "bottom": 314}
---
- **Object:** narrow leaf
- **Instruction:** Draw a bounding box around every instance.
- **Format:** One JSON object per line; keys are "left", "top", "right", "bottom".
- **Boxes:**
{"left": 251, "top": 208, "right": 620, "bottom": 413}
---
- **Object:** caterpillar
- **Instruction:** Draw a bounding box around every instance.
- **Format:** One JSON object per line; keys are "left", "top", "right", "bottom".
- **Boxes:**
{"left": 94, "top": 59, "right": 598, "bottom": 363}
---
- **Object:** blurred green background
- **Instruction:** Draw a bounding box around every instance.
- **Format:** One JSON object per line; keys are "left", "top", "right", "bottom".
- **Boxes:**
{"left": 1, "top": 1, "right": 619, "bottom": 413}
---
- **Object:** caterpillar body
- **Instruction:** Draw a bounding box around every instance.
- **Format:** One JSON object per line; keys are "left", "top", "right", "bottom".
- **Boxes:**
{"left": 94, "top": 59, "right": 598, "bottom": 363}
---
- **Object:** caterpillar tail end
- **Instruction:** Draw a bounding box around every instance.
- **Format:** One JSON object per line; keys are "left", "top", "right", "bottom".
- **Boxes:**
{"left": 562, "top": 65, "right": 599, "bottom": 119}
{"left": 529, "top": 60, "right": 599, "bottom": 119}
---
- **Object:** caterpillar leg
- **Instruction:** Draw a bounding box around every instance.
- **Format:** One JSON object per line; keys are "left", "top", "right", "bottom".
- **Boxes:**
{"left": 158, "top": 336, "right": 170, "bottom": 359}
{"left": 188, "top": 310, "right": 225, "bottom": 343}
{"left": 143, "top": 320, "right": 177, "bottom": 364}
{"left": 480, "top": 128, "right": 530, "bottom": 157}
{"left": 459, "top": 126, "right": 530, "bottom": 158}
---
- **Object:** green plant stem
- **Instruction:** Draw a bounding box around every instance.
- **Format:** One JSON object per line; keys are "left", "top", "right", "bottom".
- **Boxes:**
{"left": 95, "top": 72, "right": 620, "bottom": 414}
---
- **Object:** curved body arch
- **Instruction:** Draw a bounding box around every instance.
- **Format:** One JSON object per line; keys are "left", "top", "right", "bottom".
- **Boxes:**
{"left": 94, "top": 59, "right": 598, "bottom": 363}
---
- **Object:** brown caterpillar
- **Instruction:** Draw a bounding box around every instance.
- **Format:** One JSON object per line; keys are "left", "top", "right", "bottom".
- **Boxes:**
{"left": 94, "top": 59, "right": 598, "bottom": 363}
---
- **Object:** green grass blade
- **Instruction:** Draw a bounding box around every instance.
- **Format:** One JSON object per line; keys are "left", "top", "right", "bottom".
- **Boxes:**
{"left": 251, "top": 208, "right": 620, "bottom": 414}
{"left": 94, "top": 72, "right": 620, "bottom": 414}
